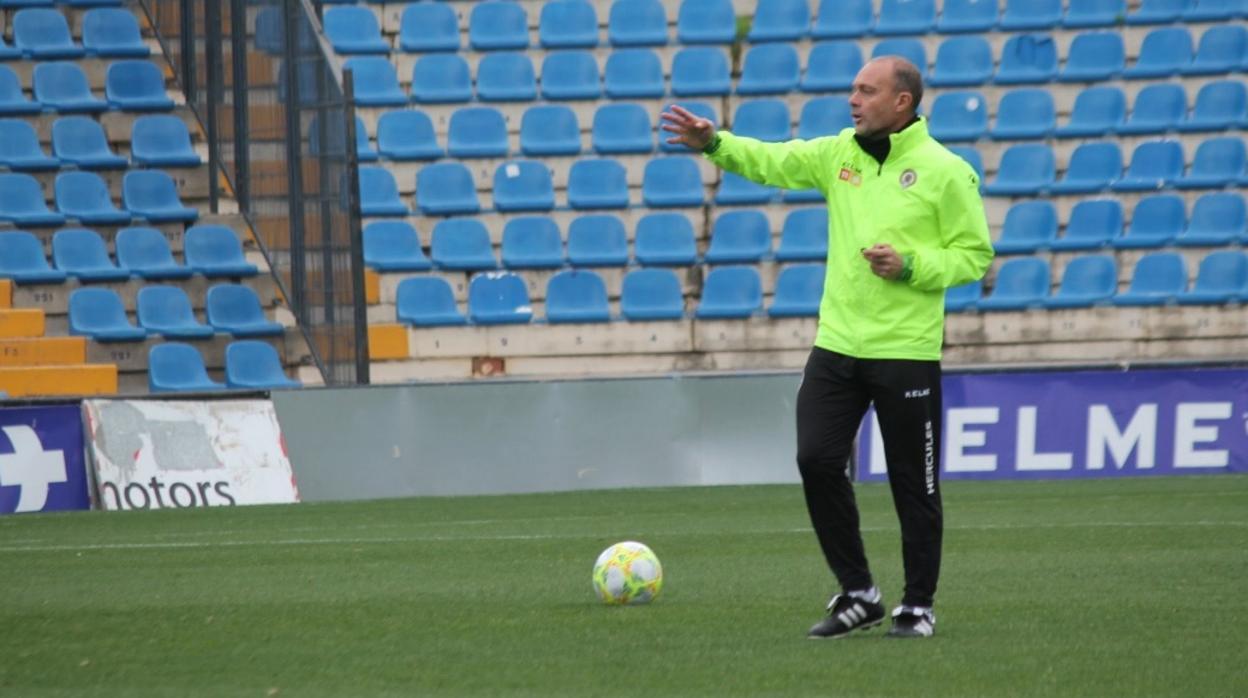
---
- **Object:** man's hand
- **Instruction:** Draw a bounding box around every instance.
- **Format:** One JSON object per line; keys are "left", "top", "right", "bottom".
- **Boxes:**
{"left": 659, "top": 105, "right": 716, "bottom": 151}
{"left": 862, "top": 244, "right": 905, "bottom": 280}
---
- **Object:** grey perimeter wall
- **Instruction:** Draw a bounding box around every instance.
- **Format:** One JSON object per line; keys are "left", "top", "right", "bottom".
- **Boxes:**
{"left": 272, "top": 373, "right": 806, "bottom": 502}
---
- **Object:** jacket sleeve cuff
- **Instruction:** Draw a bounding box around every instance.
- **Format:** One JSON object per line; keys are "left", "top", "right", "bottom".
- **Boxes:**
{"left": 701, "top": 133, "right": 723, "bottom": 155}
{"left": 898, "top": 254, "right": 915, "bottom": 283}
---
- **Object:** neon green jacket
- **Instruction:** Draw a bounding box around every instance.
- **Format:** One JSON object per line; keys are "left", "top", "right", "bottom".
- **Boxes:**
{"left": 705, "top": 118, "right": 993, "bottom": 361}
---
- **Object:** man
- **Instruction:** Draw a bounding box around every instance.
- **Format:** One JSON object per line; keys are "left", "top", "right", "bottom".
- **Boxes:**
{"left": 662, "top": 57, "right": 993, "bottom": 639}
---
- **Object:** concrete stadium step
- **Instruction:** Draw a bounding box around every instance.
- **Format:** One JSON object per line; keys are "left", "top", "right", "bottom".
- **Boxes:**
{"left": 0, "top": 308, "right": 45, "bottom": 339}
{"left": 0, "top": 363, "right": 117, "bottom": 397}
{"left": 0, "top": 336, "right": 85, "bottom": 367}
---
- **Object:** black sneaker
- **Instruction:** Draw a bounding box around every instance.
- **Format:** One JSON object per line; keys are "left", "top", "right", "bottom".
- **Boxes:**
{"left": 807, "top": 594, "right": 886, "bottom": 639}
{"left": 886, "top": 606, "right": 936, "bottom": 638}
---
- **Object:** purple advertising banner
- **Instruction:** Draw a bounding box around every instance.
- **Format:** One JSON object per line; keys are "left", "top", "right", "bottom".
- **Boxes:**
{"left": 0, "top": 405, "right": 90, "bottom": 514}
{"left": 857, "top": 368, "right": 1248, "bottom": 481}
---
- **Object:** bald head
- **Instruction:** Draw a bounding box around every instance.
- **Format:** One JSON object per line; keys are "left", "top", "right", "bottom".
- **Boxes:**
{"left": 867, "top": 56, "right": 924, "bottom": 112}
{"left": 848, "top": 57, "right": 924, "bottom": 138}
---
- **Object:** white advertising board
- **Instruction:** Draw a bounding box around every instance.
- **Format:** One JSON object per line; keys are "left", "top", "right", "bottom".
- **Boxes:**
{"left": 83, "top": 399, "right": 300, "bottom": 511}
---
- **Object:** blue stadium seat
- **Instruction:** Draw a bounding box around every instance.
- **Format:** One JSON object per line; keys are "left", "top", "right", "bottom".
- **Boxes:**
{"left": 225, "top": 341, "right": 300, "bottom": 390}
{"left": 501, "top": 216, "right": 563, "bottom": 269}
{"left": 1178, "top": 81, "right": 1247, "bottom": 133}
{"left": 520, "top": 104, "right": 582, "bottom": 156}
{"left": 871, "top": 39, "right": 928, "bottom": 77}
{"left": 541, "top": 51, "right": 601, "bottom": 101}
{"left": 937, "top": 0, "right": 999, "bottom": 33}
{"left": 989, "top": 89, "right": 1054, "bottom": 140}
{"left": 52, "top": 117, "right": 125, "bottom": 170}
{"left": 358, "top": 166, "right": 409, "bottom": 217}
{"left": 748, "top": 0, "right": 810, "bottom": 42}
{"left": 184, "top": 225, "right": 259, "bottom": 277}
{"left": 705, "top": 210, "right": 771, "bottom": 264}
{"left": 0, "top": 35, "right": 18, "bottom": 60}
{"left": 621, "top": 268, "right": 684, "bottom": 320}
{"left": 540, "top": 1, "right": 598, "bottom": 49}
{"left": 416, "top": 162, "right": 480, "bottom": 215}
{"left": 477, "top": 53, "right": 538, "bottom": 101}
{"left": 396, "top": 276, "right": 467, "bottom": 326}
{"left": 593, "top": 103, "right": 653, "bottom": 154}
{"left": 797, "top": 96, "right": 852, "bottom": 139}
{"left": 105, "top": 60, "right": 174, "bottom": 111}
{"left": 567, "top": 215, "right": 629, "bottom": 267}
{"left": 130, "top": 115, "right": 201, "bottom": 167}
{"left": 0, "top": 230, "right": 65, "bottom": 284}
{"left": 1176, "top": 137, "right": 1245, "bottom": 190}
{"left": 1001, "top": 0, "right": 1062, "bottom": 30}
{"left": 995, "top": 35, "right": 1058, "bottom": 84}
{"left": 813, "top": 0, "right": 873, "bottom": 39}
{"left": 55, "top": 171, "right": 129, "bottom": 225}
{"left": 776, "top": 208, "right": 828, "bottom": 262}
{"left": 1050, "top": 142, "right": 1122, "bottom": 194}
{"left": 876, "top": 0, "right": 935, "bottom": 35}
{"left": 345, "top": 57, "right": 408, "bottom": 106}
{"left": 148, "top": 343, "right": 223, "bottom": 393}
{"left": 715, "top": 172, "right": 776, "bottom": 206}
{"left": 1044, "top": 255, "right": 1117, "bottom": 308}
{"left": 136, "top": 285, "right": 214, "bottom": 339}
{"left": 737, "top": 44, "right": 800, "bottom": 95}
{"left": 0, "top": 118, "right": 58, "bottom": 170}
{"left": 468, "top": 272, "right": 533, "bottom": 325}
{"left": 493, "top": 161, "right": 555, "bottom": 212}
{"left": 608, "top": 0, "right": 668, "bottom": 46}
{"left": 1055, "top": 86, "right": 1126, "bottom": 137}
{"left": 1175, "top": 193, "right": 1246, "bottom": 246}
{"left": 568, "top": 158, "right": 630, "bottom": 209}
{"left": 0, "top": 66, "right": 40, "bottom": 115}
{"left": 731, "top": 99, "right": 791, "bottom": 142}
{"left": 1183, "top": 26, "right": 1248, "bottom": 76}
{"left": 1113, "top": 194, "right": 1185, "bottom": 248}
{"left": 634, "top": 212, "right": 697, "bottom": 266}
{"left": 696, "top": 266, "right": 762, "bottom": 319}
{"left": 377, "top": 110, "right": 442, "bottom": 160}
{"left": 410, "top": 54, "right": 472, "bottom": 103}
{"left": 306, "top": 113, "right": 377, "bottom": 163}
{"left": 1063, "top": 0, "right": 1125, "bottom": 28}
{"left": 661, "top": 101, "right": 719, "bottom": 153}
{"left": 947, "top": 145, "right": 984, "bottom": 181}
{"left": 69, "top": 287, "right": 146, "bottom": 341}
{"left": 34, "top": 62, "right": 107, "bottom": 112}
{"left": 1058, "top": 32, "right": 1124, "bottom": 83}
{"left": 469, "top": 1, "right": 529, "bottom": 51}
{"left": 448, "top": 107, "right": 509, "bottom": 158}
{"left": 604, "top": 49, "right": 664, "bottom": 98}
{"left": 994, "top": 200, "right": 1058, "bottom": 254}
{"left": 976, "top": 257, "right": 1050, "bottom": 311}
{"left": 362, "top": 220, "right": 432, "bottom": 272}
{"left": 1050, "top": 199, "right": 1122, "bottom": 250}
{"left": 1177, "top": 251, "right": 1248, "bottom": 305}
{"left": 546, "top": 270, "right": 611, "bottom": 323}
{"left": 399, "top": 3, "right": 459, "bottom": 52}
{"left": 928, "top": 36, "right": 993, "bottom": 87}
{"left": 252, "top": 6, "right": 285, "bottom": 55}
{"left": 769, "top": 264, "right": 825, "bottom": 318}
{"left": 642, "top": 157, "right": 704, "bottom": 207}
{"left": 944, "top": 280, "right": 981, "bottom": 312}
{"left": 324, "top": 6, "right": 389, "bottom": 54}
{"left": 115, "top": 226, "right": 192, "bottom": 280}
{"left": 1123, "top": 28, "right": 1193, "bottom": 79}
{"left": 0, "top": 173, "right": 65, "bottom": 226}
{"left": 800, "top": 41, "right": 862, "bottom": 93}
{"left": 1127, "top": 0, "right": 1189, "bottom": 24}
{"left": 927, "top": 91, "right": 987, "bottom": 142}
{"left": 206, "top": 284, "right": 284, "bottom": 337}
{"left": 13, "top": 8, "right": 83, "bottom": 58}
{"left": 671, "top": 47, "right": 731, "bottom": 96}
{"left": 430, "top": 218, "right": 497, "bottom": 271}
{"left": 983, "top": 144, "right": 1055, "bottom": 196}
{"left": 52, "top": 227, "right": 128, "bottom": 282}
{"left": 1183, "top": 0, "right": 1244, "bottom": 20}
{"left": 82, "top": 8, "right": 149, "bottom": 57}
{"left": 677, "top": 0, "right": 737, "bottom": 44}
{"left": 1113, "top": 253, "right": 1187, "bottom": 306}
{"left": 1111, "top": 140, "right": 1184, "bottom": 191}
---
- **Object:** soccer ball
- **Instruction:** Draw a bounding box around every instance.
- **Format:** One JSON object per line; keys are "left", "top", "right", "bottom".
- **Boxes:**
{"left": 592, "top": 541, "right": 663, "bottom": 605}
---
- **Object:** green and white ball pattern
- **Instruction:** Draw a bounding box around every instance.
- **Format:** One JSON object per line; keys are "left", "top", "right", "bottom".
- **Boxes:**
{"left": 592, "top": 541, "right": 663, "bottom": 605}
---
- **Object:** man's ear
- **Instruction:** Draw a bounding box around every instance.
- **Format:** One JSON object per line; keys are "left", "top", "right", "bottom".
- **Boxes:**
{"left": 895, "top": 91, "right": 913, "bottom": 113}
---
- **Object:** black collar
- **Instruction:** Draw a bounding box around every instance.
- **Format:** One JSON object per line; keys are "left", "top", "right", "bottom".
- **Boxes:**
{"left": 853, "top": 115, "right": 921, "bottom": 166}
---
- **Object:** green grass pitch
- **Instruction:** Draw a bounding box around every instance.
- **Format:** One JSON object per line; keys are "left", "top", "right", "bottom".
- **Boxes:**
{"left": 2, "top": 475, "right": 1246, "bottom": 697}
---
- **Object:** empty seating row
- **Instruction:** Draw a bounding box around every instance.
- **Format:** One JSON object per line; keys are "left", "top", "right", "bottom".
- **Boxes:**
{"left": 1, "top": 114, "right": 200, "bottom": 170}
{"left": 950, "top": 250, "right": 1248, "bottom": 311}
{"left": 0, "top": 170, "right": 197, "bottom": 225}
{"left": 68, "top": 284, "right": 280, "bottom": 341}
{"left": 994, "top": 192, "right": 1246, "bottom": 252}
{"left": 0, "top": 61, "right": 173, "bottom": 113}
{"left": 149, "top": 340, "right": 299, "bottom": 392}
{"left": 0, "top": 226, "right": 256, "bottom": 283}
{"left": 0, "top": 7, "right": 147, "bottom": 59}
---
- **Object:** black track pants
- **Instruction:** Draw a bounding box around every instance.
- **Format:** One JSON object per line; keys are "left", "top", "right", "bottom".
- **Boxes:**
{"left": 795, "top": 346, "right": 944, "bottom": 608}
